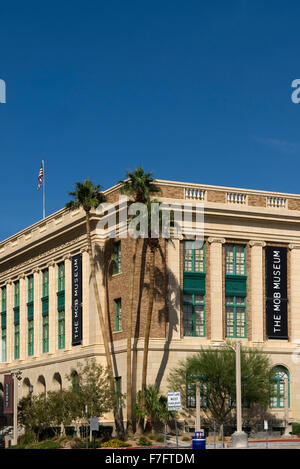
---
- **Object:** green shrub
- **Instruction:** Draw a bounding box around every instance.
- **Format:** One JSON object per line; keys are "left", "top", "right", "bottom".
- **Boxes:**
{"left": 153, "top": 433, "right": 164, "bottom": 443}
{"left": 71, "top": 439, "right": 100, "bottom": 449}
{"left": 101, "top": 439, "right": 131, "bottom": 448}
{"left": 137, "top": 436, "right": 152, "bottom": 446}
{"left": 292, "top": 422, "right": 300, "bottom": 436}
{"left": 30, "top": 440, "right": 62, "bottom": 449}
{"left": 19, "top": 431, "right": 36, "bottom": 446}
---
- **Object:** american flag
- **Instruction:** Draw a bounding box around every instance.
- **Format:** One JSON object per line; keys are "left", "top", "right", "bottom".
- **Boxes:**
{"left": 37, "top": 164, "right": 44, "bottom": 190}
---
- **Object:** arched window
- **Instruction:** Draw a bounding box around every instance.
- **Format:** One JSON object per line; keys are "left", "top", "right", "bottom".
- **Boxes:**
{"left": 270, "top": 366, "right": 290, "bottom": 408}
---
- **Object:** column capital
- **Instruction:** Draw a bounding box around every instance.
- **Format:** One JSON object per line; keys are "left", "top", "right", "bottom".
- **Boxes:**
{"left": 289, "top": 243, "right": 300, "bottom": 250}
{"left": 63, "top": 252, "right": 73, "bottom": 261}
{"left": 47, "top": 260, "right": 56, "bottom": 268}
{"left": 249, "top": 240, "right": 266, "bottom": 247}
{"left": 208, "top": 237, "right": 226, "bottom": 245}
{"left": 33, "top": 268, "right": 40, "bottom": 274}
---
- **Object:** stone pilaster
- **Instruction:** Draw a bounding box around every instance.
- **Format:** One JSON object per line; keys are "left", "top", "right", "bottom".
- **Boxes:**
{"left": 208, "top": 237, "right": 225, "bottom": 342}
{"left": 249, "top": 240, "right": 266, "bottom": 343}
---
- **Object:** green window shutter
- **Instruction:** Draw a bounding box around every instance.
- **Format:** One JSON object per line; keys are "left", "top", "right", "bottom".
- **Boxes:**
{"left": 225, "top": 275, "right": 247, "bottom": 296}
{"left": 1, "top": 312, "right": 6, "bottom": 329}
{"left": 14, "top": 307, "right": 20, "bottom": 325}
{"left": 27, "top": 302, "right": 34, "bottom": 321}
{"left": 57, "top": 291, "right": 65, "bottom": 311}
{"left": 183, "top": 272, "right": 206, "bottom": 295}
{"left": 42, "top": 298, "right": 49, "bottom": 316}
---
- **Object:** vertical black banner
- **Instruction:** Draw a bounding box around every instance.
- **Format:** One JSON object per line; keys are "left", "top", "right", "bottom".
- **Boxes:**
{"left": 72, "top": 253, "right": 82, "bottom": 346}
{"left": 266, "top": 246, "right": 288, "bottom": 339}
{"left": 3, "top": 374, "right": 13, "bottom": 414}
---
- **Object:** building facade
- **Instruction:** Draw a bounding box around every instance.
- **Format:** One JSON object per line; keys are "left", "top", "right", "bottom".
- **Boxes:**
{"left": 1, "top": 179, "right": 300, "bottom": 429}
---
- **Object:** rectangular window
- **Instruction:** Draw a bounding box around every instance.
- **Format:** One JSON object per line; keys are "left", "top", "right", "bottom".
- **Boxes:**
{"left": 28, "top": 319, "right": 34, "bottom": 356}
{"left": 225, "top": 245, "right": 246, "bottom": 275}
{"left": 28, "top": 275, "right": 34, "bottom": 303}
{"left": 225, "top": 296, "right": 246, "bottom": 338}
{"left": 58, "top": 262, "right": 65, "bottom": 292}
{"left": 14, "top": 281, "right": 20, "bottom": 308}
{"left": 114, "top": 298, "right": 122, "bottom": 332}
{"left": 42, "top": 315, "right": 49, "bottom": 353}
{"left": 58, "top": 311, "right": 65, "bottom": 349}
{"left": 183, "top": 294, "right": 205, "bottom": 337}
{"left": 42, "top": 269, "right": 49, "bottom": 297}
{"left": 1, "top": 328, "right": 6, "bottom": 362}
{"left": 184, "top": 241, "right": 205, "bottom": 273}
{"left": 14, "top": 324, "right": 20, "bottom": 359}
{"left": 1, "top": 287, "right": 6, "bottom": 312}
{"left": 186, "top": 381, "right": 208, "bottom": 408}
{"left": 114, "top": 242, "right": 122, "bottom": 274}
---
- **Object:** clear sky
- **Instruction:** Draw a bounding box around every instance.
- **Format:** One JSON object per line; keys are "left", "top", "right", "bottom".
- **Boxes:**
{"left": 1, "top": 0, "right": 300, "bottom": 240}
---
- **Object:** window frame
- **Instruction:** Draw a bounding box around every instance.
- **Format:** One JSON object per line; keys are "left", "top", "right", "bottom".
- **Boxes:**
{"left": 183, "top": 241, "right": 205, "bottom": 273}
{"left": 225, "top": 295, "right": 247, "bottom": 338}
{"left": 114, "top": 298, "right": 122, "bottom": 332}
{"left": 183, "top": 293, "right": 206, "bottom": 337}
{"left": 225, "top": 244, "right": 246, "bottom": 276}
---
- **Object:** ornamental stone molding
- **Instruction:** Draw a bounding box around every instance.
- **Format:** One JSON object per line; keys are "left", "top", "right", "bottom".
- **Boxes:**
{"left": 207, "top": 237, "right": 226, "bottom": 244}
{"left": 289, "top": 244, "right": 300, "bottom": 250}
{"left": 249, "top": 240, "right": 266, "bottom": 247}
{"left": 0, "top": 237, "right": 82, "bottom": 277}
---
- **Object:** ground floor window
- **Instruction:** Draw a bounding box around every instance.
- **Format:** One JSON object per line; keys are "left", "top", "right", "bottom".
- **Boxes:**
{"left": 183, "top": 294, "right": 205, "bottom": 337}
{"left": 225, "top": 296, "right": 246, "bottom": 338}
{"left": 270, "top": 366, "right": 290, "bottom": 408}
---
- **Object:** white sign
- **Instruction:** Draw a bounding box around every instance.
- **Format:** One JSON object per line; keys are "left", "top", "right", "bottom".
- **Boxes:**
{"left": 264, "top": 420, "right": 268, "bottom": 431}
{"left": 167, "top": 392, "right": 182, "bottom": 411}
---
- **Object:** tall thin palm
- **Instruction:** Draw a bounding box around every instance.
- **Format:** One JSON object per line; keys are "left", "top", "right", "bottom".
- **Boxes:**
{"left": 66, "top": 179, "right": 124, "bottom": 438}
{"left": 120, "top": 167, "right": 160, "bottom": 436}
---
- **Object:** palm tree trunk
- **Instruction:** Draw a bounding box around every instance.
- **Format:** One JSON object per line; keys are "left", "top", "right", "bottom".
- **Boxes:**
{"left": 139, "top": 244, "right": 156, "bottom": 432}
{"left": 126, "top": 237, "right": 138, "bottom": 436}
{"left": 85, "top": 210, "right": 124, "bottom": 438}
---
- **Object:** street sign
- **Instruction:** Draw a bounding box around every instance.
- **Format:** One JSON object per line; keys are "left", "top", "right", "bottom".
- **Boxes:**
{"left": 90, "top": 417, "right": 99, "bottom": 432}
{"left": 167, "top": 392, "right": 182, "bottom": 411}
{"left": 264, "top": 420, "right": 268, "bottom": 431}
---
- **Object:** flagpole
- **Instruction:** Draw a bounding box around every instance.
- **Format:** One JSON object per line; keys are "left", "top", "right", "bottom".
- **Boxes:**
{"left": 42, "top": 159, "right": 45, "bottom": 219}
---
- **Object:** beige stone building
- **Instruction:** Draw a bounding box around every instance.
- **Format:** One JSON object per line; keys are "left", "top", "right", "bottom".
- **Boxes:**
{"left": 1, "top": 179, "right": 300, "bottom": 431}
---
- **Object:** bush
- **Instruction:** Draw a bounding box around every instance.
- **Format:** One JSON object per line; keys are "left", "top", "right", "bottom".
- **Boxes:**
{"left": 30, "top": 440, "right": 62, "bottom": 449}
{"left": 292, "top": 422, "right": 300, "bottom": 436}
{"left": 7, "top": 444, "right": 27, "bottom": 450}
{"left": 137, "top": 436, "right": 152, "bottom": 446}
{"left": 19, "top": 431, "right": 36, "bottom": 446}
{"left": 71, "top": 439, "right": 100, "bottom": 449}
{"left": 101, "top": 439, "right": 131, "bottom": 448}
{"left": 153, "top": 433, "right": 164, "bottom": 443}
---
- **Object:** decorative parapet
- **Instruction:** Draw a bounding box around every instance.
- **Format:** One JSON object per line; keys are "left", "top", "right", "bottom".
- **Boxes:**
{"left": 226, "top": 192, "right": 247, "bottom": 204}
{"left": 267, "top": 197, "right": 286, "bottom": 209}
{"left": 184, "top": 187, "right": 206, "bottom": 201}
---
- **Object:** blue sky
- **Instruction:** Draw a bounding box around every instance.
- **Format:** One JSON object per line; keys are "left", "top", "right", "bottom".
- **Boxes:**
{"left": 1, "top": 0, "right": 300, "bottom": 240}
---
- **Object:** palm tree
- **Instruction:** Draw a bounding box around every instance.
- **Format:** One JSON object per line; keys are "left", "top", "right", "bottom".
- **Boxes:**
{"left": 66, "top": 179, "right": 124, "bottom": 438}
{"left": 139, "top": 200, "right": 160, "bottom": 432}
{"left": 120, "top": 167, "right": 160, "bottom": 436}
